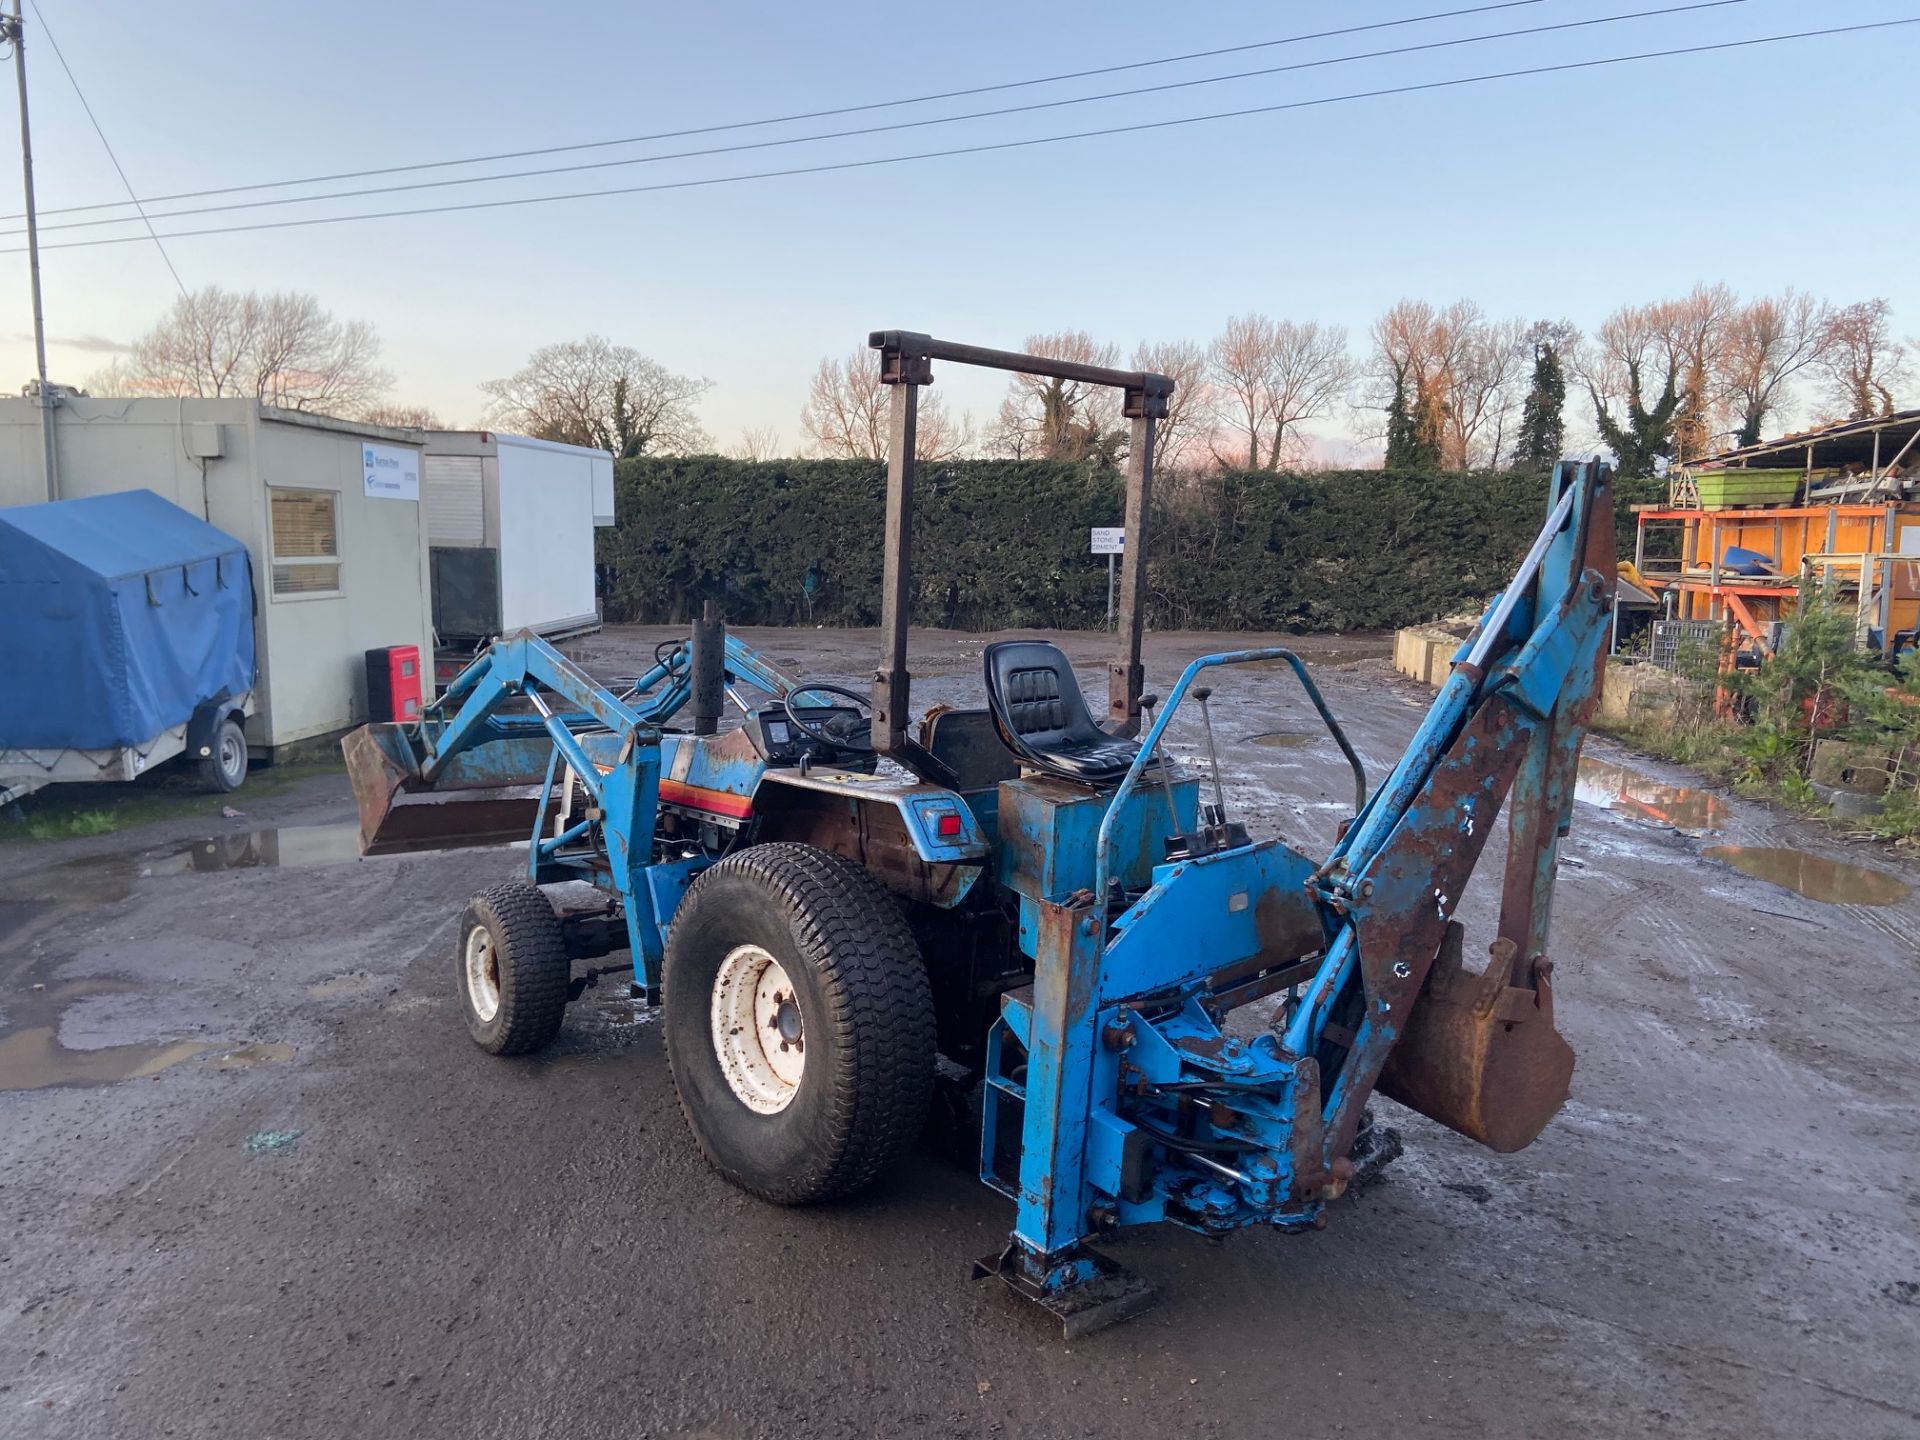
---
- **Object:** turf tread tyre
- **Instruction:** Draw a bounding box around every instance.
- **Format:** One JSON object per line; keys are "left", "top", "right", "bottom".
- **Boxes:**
{"left": 458, "top": 882, "right": 569, "bottom": 1055}
{"left": 663, "top": 842, "right": 935, "bottom": 1204}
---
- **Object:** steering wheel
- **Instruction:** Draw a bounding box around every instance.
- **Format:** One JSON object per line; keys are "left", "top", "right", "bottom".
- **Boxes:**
{"left": 783, "top": 682, "right": 874, "bottom": 753}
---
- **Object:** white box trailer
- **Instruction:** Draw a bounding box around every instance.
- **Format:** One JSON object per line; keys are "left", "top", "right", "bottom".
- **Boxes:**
{"left": 422, "top": 432, "right": 614, "bottom": 672}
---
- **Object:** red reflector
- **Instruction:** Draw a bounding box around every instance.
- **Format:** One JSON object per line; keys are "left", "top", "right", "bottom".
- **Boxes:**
{"left": 936, "top": 812, "right": 963, "bottom": 838}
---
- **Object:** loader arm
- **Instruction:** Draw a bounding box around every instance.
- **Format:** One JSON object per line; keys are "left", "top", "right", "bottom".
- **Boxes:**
{"left": 343, "top": 628, "right": 802, "bottom": 984}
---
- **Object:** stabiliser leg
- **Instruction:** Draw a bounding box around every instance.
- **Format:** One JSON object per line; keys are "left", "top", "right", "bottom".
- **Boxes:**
{"left": 972, "top": 895, "right": 1157, "bottom": 1336}
{"left": 970, "top": 1241, "right": 1156, "bottom": 1339}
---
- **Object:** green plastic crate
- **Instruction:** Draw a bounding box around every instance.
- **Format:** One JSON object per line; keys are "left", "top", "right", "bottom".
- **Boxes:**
{"left": 1691, "top": 468, "right": 1801, "bottom": 509}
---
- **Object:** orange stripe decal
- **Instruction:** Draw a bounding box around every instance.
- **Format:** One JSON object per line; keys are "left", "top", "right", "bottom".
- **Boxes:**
{"left": 658, "top": 777, "right": 755, "bottom": 819}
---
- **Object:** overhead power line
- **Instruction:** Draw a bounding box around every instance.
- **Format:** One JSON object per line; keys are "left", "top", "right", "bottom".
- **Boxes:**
{"left": 3, "top": 0, "right": 1549, "bottom": 223}
{"left": 4, "top": 18, "right": 1910, "bottom": 256}
{"left": 0, "top": 0, "right": 1756, "bottom": 240}
{"left": 21, "top": 0, "right": 184, "bottom": 293}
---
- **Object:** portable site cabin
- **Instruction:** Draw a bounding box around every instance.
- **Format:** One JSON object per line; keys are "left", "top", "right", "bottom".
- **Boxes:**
{"left": 421, "top": 431, "right": 614, "bottom": 679}
{"left": 0, "top": 397, "right": 433, "bottom": 756}
{"left": 1635, "top": 410, "right": 1920, "bottom": 656}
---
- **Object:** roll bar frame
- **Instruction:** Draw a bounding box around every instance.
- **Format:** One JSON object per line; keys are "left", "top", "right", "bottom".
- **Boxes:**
{"left": 866, "top": 330, "right": 1173, "bottom": 775}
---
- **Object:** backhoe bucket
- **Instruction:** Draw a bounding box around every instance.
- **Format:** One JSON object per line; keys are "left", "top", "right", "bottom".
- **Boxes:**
{"left": 1375, "top": 927, "right": 1574, "bottom": 1154}
{"left": 342, "top": 724, "right": 551, "bottom": 857}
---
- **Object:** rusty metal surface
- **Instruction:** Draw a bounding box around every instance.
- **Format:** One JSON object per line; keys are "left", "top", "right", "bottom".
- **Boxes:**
{"left": 749, "top": 781, "right": 983, "bottom": 907}
{"left": 1375, "top": 924, "right": 1575, "bottom": 1152}
{"left": 1334, "top": 699, "right": 1568, "bottom": 1158}
{"left": 1496, "top": 474, "right": 1616, "bottom": 982}
{"left": 342, "top": 723, "right": 547, "bottom": 857}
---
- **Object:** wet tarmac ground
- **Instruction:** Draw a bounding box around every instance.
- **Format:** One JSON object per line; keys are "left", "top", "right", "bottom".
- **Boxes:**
{"left": 2, "top": 625, "right": 1918, "bottom": 1438}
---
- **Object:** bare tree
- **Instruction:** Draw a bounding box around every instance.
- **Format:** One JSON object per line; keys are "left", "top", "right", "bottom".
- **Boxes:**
{"left": 1723, "top": 290, "right": 1830, "bottom": 446}
{"left": 1132, "top": 338, "right": 1208, "bottom": 471}
{"left": 990, "top": 330, "right": 1122, "bottom": 462}
{"left": 1661, "top": 283, "right": 1739, "bottom": 461}
{"left": 798, "top": 347, "right": 969, "bottom": 461}
{"left": 1209, "top": 313, "right": 1279, "bottom": 469}
{"left": 1367, "top": 300, "right": 1522, "bottom": 469}
{"left": 1448, "top": 315, "right": 1528, "bottom": 467}
{"left": 728, "top": 425, "right": 785, "bottom": 461}
{"left": 1817, "top": 299, "right": 1909, "bottom": 420}
{"left": 481, "top": 336, "right": 711, "bottom": 457}
{"left": 1207, "top": 315, "right": 1353, "bottom": 470}
{"left": 358, "top": 402, "right": 442, "bottom": 430}
{"left": 102, "top": 286, "right": 393, "bottom": 414}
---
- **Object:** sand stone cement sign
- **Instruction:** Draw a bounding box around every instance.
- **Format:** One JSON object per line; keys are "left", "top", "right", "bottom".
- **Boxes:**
{"left": 1089, "top": 526, "right": 1125, "bottom": 555}
{"left": 363, "top": 443, "right": 419, "bottom": 501}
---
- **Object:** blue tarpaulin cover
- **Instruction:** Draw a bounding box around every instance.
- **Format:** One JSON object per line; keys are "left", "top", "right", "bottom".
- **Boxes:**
{"left": 0, "top": 490, "right": 255, "bottom": 749}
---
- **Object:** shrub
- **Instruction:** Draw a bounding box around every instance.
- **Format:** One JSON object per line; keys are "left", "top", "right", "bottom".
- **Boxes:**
{"left": 597, "top": 458, "right": 1658, "bottom": 633}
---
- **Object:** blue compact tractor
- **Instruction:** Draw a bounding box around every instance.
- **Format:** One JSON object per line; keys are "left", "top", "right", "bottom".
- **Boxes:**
{"left": 345, "top": 331, "right": 1615, "bottom": 1333}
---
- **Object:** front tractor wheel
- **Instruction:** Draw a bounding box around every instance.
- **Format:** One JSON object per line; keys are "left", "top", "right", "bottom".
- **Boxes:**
{"left": 663, "top": 842, "right": 936, "bottom": 1205}
{"left": 457, "top": 882, "right": 570, "bottom": 1055}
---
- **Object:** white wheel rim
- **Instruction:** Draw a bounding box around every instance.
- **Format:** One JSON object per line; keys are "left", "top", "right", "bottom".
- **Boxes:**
{"left": 711, "top": 944, "right": 805, "bottom": 1114}
{"left": 465, "top": 924, "right": 501, "bottom": 1022}
{"left": 219, "top": 727, "right": 245, "bottom": 781}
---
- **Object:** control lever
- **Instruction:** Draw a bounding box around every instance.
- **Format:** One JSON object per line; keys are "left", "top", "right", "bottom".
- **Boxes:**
{"left": 1193, "top": 685, "right": 1228, "bottom": 827}
{"left": 1139, "top": 693, "right": 1180, "bottom": 835}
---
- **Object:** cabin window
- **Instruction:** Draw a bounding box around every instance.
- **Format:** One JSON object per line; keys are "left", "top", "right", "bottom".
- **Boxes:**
{"left": 268, "top": 487, "right": 341, "bottom": 596}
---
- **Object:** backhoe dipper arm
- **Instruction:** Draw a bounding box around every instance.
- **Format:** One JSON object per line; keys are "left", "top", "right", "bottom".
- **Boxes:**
{"left": 1295, "top": 460, "right": 1615, "bottom": 1161}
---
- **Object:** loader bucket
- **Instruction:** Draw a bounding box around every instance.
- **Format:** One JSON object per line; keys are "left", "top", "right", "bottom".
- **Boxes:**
{"left": 342, "top": 724, "right": 551, "bottom": 857}
{"left": 1375, "top": 928, "right": 1574, "bottom": 1154}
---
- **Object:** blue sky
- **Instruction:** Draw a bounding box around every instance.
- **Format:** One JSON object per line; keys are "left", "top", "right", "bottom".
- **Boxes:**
{"left": 4, "top": 0, "right": 1916, "bottom": 449}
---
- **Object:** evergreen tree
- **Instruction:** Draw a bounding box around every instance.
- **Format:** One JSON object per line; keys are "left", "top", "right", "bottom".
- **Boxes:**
{"left": 1383, "top": 361, "right": 1418, "bottom": 471}
{"left": 1591, "top": 359, "right": 1681, "bottom": 479}
{"left": 1515, "top": 332, "right": 1567, "bottom": 469}
{"left": 1410, "top": 374, "right": 1446, "bottom": 471}
{"left": 1384, "top": 360, "right": 1445, "bottom": 472}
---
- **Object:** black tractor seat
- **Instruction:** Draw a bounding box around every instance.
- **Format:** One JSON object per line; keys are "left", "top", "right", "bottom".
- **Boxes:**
{"left": 982, "top": 640, "right": 1141, "bottom": 784}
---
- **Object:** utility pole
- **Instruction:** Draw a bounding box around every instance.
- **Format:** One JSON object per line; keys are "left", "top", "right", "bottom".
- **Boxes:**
{"left": 5, "top": 0, "right": 56, "bottom": 499}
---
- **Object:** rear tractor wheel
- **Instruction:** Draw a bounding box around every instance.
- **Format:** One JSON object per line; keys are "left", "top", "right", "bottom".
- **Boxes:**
{"left": 662, "top": 842, "right": 936, "bottom": 1204}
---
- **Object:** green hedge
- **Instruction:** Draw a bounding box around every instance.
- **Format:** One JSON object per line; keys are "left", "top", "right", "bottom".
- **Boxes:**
{"left": 599, "top": 457, "right": 1654, "bottom": 632}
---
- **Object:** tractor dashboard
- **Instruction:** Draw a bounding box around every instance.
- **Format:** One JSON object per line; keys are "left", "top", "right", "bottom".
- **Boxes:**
{"left": 744, "top": 704, "right": 872, "bottom": 769}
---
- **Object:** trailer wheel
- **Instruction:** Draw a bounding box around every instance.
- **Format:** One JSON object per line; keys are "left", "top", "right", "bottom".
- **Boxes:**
{"left": 197, "top": 717, "right": 248, "bottom": 793}
{"left": 663, "top": 842, "right": 935, "bottom": 1204}
{"left": 457, "top": 882, "right": 569, "bottom": 1055}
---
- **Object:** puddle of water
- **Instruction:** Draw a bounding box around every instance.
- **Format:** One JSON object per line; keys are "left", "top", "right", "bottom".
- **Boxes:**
{"left": 174, "top": 823, "right": 365, "bottom": 872}
{"left": 1, "top": 952, "right": 298, "bottom": 1091}
{"left": 1246, "top": 731, "right": 1319, "bottom": 750}
{"left": 1575, "top": 757, "right": 1728, "bottom": 835}
{"left": 0, "top": 1027, "right": 295, "bottom": 1091}
{"left": 0, "top": 1028, "right": 212, "bottom": 1091}
{"left": 0, "top": 822, "right": 368, "bottom": 905}
{"left": 1702, "top": 845, "right": 1910, "bottom": 907}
